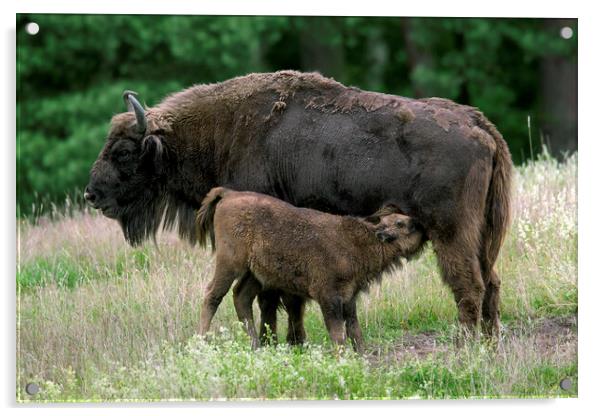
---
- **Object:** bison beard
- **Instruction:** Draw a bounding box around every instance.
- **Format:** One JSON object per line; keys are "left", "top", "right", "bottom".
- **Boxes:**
{"left": 117, "top": 191, "right": 197, "bottom": 246}
{"left": 86, "top": 70, "right": 513, "bottom": 342}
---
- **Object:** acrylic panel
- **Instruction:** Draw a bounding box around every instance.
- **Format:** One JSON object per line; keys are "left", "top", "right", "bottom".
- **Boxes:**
{"left": 16, "top": 14, "right": 577, "bottom": 402}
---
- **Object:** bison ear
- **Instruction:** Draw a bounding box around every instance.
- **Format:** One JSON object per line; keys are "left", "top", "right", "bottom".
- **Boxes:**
{"left": 141, "top": 135, "right": 165, "bottom": 173}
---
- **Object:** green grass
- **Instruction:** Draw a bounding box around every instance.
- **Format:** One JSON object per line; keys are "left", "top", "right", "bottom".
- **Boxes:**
{"left": 24, "top": 328, "right": 577, "bottom": 401}
{"left": 16, "top": 152, "right": 577, "bottom": 401}
{"left": 17, "top": 249, "right": 151, "bottom": 290}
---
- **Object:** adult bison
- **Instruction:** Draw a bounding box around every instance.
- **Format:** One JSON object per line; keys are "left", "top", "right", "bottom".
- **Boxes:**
{"left": 85, "top": 70, "right": 512, "bottom": 340}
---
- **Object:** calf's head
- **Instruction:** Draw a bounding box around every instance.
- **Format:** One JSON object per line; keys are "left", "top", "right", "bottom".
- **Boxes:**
{"left": 85, "top": 91, "right": 167, "bottom": 244}
{"left": 366, "top": 206, "right": 425, "bottom": 255}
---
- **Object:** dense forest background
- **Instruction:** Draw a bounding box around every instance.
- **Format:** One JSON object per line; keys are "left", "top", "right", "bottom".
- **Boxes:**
{"left": 16, "top": 15, "right": 577, "bottom": 216}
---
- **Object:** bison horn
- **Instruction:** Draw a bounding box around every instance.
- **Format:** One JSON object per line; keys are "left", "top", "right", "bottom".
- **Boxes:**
{"left": 122, "top": 90, "right": 147, "bottom": 135}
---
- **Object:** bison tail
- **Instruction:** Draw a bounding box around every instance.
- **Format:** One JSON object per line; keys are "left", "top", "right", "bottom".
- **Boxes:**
{"left": 479, "top": 116, "right": 514, "bottom": 272}
{"left": 196, "top": 187, "right": 229, "bottom": 252}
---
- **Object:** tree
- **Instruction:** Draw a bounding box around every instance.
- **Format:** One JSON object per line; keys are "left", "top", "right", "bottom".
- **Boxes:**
{"left": 16, "top": 15, "right": 577, "bottom": 216}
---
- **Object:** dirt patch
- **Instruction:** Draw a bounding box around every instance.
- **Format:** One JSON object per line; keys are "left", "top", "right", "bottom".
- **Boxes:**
{"left": 366, "top": 331, "right": 449, "bottom": 365}
{"left": 508, "top": 315, "right": 577, "bottom": 360}
{"left": 366, "top": 315, "right": 577, "bottom": 365}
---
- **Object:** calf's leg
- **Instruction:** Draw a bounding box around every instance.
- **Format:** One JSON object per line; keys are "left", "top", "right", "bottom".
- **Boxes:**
{"left": 232, "top": 273, "right": 262, "bottom": 349}
{"left": 257, "top": 290, "right": 280, "bottom": 345}
{"left": 282, "top": 293, "right": 307, "bottom": 345}
{"left": 199, "top": 258, "right": 246, "bottom": 337}
{"left": 343, "top": 299, "right": 363, "bottom": 353}
{"left": 256, "top": 288, "right": 308, "bottom": 346}
{"left": 319, "top": 296, "right": 346, "bottom": 349}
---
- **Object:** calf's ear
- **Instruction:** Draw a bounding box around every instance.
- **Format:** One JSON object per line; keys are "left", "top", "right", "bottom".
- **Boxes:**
{"left": 141, "top": 135, "right": 165, "bottom": 174}
{"left": 365, "top": 214, "right": 382, "bottom": 224}
{"left": 365, "top": 204, "right": 402, "bottom": 224}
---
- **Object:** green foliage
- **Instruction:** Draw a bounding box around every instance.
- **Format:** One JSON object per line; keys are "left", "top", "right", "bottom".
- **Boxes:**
{"left": 16, "top": 15, "right": 577, "bottom": 216}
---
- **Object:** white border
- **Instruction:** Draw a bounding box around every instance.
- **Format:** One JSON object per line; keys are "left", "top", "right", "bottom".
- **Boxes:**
{"left": 3, "top": 1, "right": 600, "bottom": 415}
{"left": 11, "top": 0, "right": 581, "bottom": 17}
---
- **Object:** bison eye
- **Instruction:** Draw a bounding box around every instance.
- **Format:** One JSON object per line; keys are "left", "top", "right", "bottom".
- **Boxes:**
{"left": 395, "top": 220, "right": 405, "bottom": 227}
{"left": 116, "top": 149, "right": 131, "bottom": 159}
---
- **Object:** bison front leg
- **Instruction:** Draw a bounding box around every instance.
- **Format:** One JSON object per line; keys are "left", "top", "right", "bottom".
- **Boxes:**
{"left": 232, "top": 273, "right": 263, "bottom": 349}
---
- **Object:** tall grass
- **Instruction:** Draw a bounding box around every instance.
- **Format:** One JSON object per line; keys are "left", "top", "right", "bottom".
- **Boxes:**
{"left": 16, "top": 153, "right": 577, "bottom": 401}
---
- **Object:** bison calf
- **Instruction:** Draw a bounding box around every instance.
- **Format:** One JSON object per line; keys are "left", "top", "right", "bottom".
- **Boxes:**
{"left": 196, "top": 187, "right": 425, "bottom": 351}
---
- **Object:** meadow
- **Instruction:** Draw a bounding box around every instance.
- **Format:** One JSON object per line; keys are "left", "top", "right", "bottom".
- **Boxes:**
{"left": 16, "top": 152, "right": 577, "bottom": 401}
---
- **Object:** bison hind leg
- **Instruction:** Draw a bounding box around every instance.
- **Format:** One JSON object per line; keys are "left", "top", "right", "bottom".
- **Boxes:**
{"left": 433, "top": 236, "right": 486, "bottom": 342}
{"left": 431, "top": 158, "right": 495, "bottom": 342}
{"left": 481, "top": 267, "right": 501, "bottom": 340}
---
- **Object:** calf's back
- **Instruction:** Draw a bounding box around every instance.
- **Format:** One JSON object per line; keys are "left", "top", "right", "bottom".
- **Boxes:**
{"left": 212, "top": 191, "right": 378, "bottom": 298}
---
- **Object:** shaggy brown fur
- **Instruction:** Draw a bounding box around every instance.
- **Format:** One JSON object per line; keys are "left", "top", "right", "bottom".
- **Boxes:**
{"left": 196, "top": 187, "right": 425, "bottom": 351}
{"left": 87, "top": 70, "right": 513, "bottom": 342}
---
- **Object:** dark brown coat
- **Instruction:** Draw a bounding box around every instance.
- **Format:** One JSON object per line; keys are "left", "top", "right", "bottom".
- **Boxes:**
{"left": 196, "top": 187, "right": 425, "bottom": 351}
